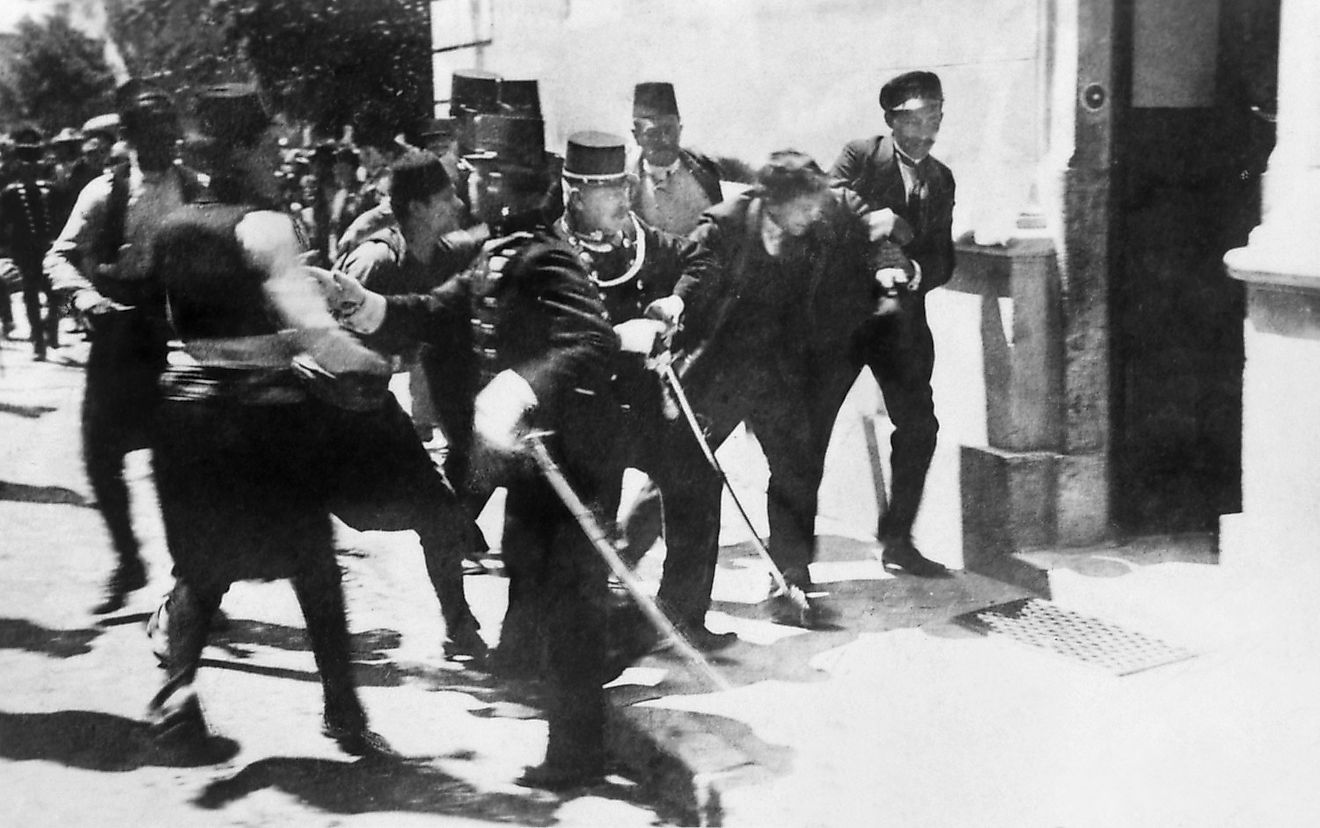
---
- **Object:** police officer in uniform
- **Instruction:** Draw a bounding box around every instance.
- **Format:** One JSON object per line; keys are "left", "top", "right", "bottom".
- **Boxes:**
{"left": 829, "top": 70, "right": 956, "bottom": 577}
{"left": 550, "top": 130, "right": 731, "bottom": 649}
{"left": 47, "top": 80, "right": 204, "bottom": 613}
{"left": 0, "top": 127, "right": 59, "bottom": 359}
{"left": 324, "top": 113, "right": 623, "bottom": 790}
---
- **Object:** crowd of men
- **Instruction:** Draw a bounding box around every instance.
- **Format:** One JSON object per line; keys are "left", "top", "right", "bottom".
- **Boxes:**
{"left": 0, "top": 64, "right": 955, "bottom": 790}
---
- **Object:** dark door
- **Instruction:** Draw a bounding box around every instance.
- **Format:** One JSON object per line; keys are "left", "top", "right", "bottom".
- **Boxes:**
{"left": 1111, "top": 0, "right": 1278, "bottom": 533}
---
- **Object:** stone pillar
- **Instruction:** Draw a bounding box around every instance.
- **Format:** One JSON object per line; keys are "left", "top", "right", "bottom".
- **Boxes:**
{"left": 1221, "top": 0, "right": 1320, "bottom": 570}
{"left": 956, "top": 0, "right": 1114, "bottom": 589}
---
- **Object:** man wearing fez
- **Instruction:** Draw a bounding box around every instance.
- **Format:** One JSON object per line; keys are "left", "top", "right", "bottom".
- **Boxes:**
{"left": 47, "top": 79, "right": 205, "bottom": 613}
{"left": 146, "top": 83, "right": 394, "bottom": 757}
{"left": 0, "top": 127, "right": 59, "bottom": 357}
{"left": 630, "top": 81, "right": 723, "bottom": 236}
{"left": 619, "top": 81, "right": 726, "bottom": 564}
{"left": 664, "top": 150, "right": 879, "bottom": 627}
{"left": 322, "top": 113, "right": 622, "bottom": 789}
{"left": 828, "top": 70, "right": 956, "bottom": 578}
{"left": 549, "top": 130, "right": 731, "bottom": 649}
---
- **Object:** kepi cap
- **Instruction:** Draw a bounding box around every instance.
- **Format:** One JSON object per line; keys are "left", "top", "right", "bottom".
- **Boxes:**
{"left": 562, "top": 131, "right": 628, "bottom": 182}
{"left": 465, "top": 114, "right": 546, "bottom": 170}
{"left": 450, "top": 69, "right": 502, "bottom": 117}
{"left": 498, "top": 79, "right": 542, "bottom": 119}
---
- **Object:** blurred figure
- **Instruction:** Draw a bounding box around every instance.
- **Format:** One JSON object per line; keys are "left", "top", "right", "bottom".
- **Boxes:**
{"left": 47, "top": 79, "right": 202, "bottom": 613}
{"left": 146, "top": 83, "right": 395, "bottom": 758}
{"left": 0, "top": 126, "right": 59, "bottom": 358}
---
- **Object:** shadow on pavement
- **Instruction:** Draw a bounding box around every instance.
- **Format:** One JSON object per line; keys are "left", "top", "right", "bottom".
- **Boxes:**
{"left": 195, "top": 754, "right": 645, "bottom": 825}
{"left": 209, "top": 619, "right": 400, "bottom": 662}
{"left": 0, "top": 480, "right": 90, "bottom": 506}
{"left": 0, "top": 709, "right": 238, "bottom": 770}
{"left": 0, "top": 617, "right": 102, "bottom": 657}
{"left": 0, "top": 401, "right": 58, "bottom": 418}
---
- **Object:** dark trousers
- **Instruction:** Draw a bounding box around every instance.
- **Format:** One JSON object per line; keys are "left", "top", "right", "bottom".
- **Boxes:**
{"left": 15, "top": 256, "right": 56, "bottom": 354}
{"left": 82, "top": 309, "right": 168, "bottom": 566}
{"left": 649, "top": 347, "right": 857, "bottom": 619}
{"left": 490, "top": 393, "right": 622, "bottom": 770}
{"left": 851, "top": 298, "right": 938, "bottom": 541}
{"left": 152, "top": 395, "right": 367, "bottom": 731}
{"left": 317, "top": 396, "right": 479, "bottom": 635}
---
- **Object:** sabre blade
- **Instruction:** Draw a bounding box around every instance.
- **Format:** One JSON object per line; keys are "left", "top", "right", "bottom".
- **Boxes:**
{"left": 525, "top": 434, "right": 731, "bottom": 692}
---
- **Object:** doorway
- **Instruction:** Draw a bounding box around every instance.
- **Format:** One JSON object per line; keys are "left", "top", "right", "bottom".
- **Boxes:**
{"left": 1110, "top": 0, "right": 1278, "bottom": 533}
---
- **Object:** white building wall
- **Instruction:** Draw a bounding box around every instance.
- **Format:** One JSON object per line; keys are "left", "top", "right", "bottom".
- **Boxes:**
{"left": 434, "top": 0, "right": 1050, "bottom": 242}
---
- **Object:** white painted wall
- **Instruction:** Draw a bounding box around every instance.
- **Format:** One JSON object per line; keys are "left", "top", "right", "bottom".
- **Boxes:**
{"left": 441, "top": 0, "right": 1050, "bottom": 242}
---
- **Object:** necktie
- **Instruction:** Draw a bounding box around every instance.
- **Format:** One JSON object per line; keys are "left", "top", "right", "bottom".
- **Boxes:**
{"left": 901, "top": 155, "right": 926, "bottom": 228}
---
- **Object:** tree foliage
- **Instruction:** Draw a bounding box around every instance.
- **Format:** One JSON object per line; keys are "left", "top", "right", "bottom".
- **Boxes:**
{"left": 213, "top": 0, "right": 433, "bottom": 142}
{"left": 0, "top": 11, "right": 116, "bottom": 133}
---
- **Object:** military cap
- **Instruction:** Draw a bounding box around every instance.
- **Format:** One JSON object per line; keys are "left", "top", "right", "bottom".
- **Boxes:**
{"left": 879, "top": 71, "right": 943, "bottom": 112}
{"left": 465, "top": 114, "right": 545, "bottom": 170}
{"left": 497, "top": 79, "right": 542, "bottom": 119}
{"left": 633, "top": 82, "right": 679, "bottom": 119}
{"left": 562, "top": 131, "right": 628, "bottom": 181}
{"left": 194, "top": 83, "right": 270, "bottom": 146}
{"left": 450, "top": 69, "right": 502, "bottom": 117}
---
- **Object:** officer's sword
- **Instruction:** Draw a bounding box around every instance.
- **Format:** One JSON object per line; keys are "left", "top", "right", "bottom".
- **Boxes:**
{"left": 524, "top": 432, "right": 731, "bottom": 692}
{"left": 657, "top": 362, "right": 814, "bottom": 623}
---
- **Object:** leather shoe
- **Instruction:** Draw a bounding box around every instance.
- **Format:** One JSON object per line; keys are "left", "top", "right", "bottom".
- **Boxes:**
{"left": 515, "top": 761, "right": 604, "bottom": 791}
{"left": 93, "top": 557, "right": 148, "bottom": 614}
{"left": 322, "top": 716, "right": 399, "bottom": 759}
{"left": 443, "top": 621, "right": 489, "bottom": 663}
{"left": 765, "top": 585, "right": 832, "bottom": 629}
{"left": 667, "top": 623, "right": 737, "bottom": 653}
{"left": 880, "top": 539, "right": 951, "bottom": 578}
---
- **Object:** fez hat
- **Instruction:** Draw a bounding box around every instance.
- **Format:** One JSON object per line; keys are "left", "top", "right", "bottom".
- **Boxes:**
{"left": 562, "top": 131, "right": 628, "bottom": 182}
{"left": 465, "top": 114, "right": 545, "bottom": 170}
{"left": 497, "top": 79, "right": 542, "bottom": 119}
{"left": 10, "top": 126, "right": 43, "bottom": 162}
{"left": 52, "top": 127, "right": 83, "bottom": 146}
{"left": 450, "top": 69, "right": 502, "bottom": 117}
{"left": 633, "top": 82, "right": 679, "bottom": 119}
{"left": 879, "top": 71, "right": 943, "bottom": 112}
{"left": 194, "top": 83, "right": 270, "bottom": 146}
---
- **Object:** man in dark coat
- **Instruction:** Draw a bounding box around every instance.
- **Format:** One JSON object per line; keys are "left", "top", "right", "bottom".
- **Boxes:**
{"left": 656, "top": 150, "right": 878, "bottom": 627}
{"left": 829, "top": 70, "right": 956, "bottom": 577}
{"left": 323, "top": 114, "right": 624, "bottom": 790}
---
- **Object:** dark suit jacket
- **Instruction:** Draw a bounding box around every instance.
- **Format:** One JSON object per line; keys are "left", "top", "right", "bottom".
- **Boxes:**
{"left": 676, "top": 190, "right": 875, "bottom": 394}
{"left": 829, "top": 135, "right": 956, "bottom": 292}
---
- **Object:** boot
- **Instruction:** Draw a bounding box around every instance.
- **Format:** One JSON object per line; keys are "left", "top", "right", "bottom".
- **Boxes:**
{"left": 93, "top": 556, "right": 148, "bottom": 614}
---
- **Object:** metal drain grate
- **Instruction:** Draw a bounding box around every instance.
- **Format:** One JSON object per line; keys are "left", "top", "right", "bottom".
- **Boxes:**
{"left": 955, "top": 598, "right": 1197, "bottom": 676}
